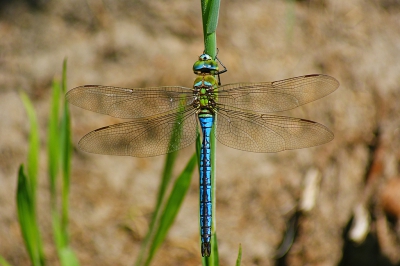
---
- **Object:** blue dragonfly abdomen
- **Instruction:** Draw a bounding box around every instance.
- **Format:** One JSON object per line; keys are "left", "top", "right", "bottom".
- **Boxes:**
{"left": 199, "top": 114, "right": 214, "bottom": 257}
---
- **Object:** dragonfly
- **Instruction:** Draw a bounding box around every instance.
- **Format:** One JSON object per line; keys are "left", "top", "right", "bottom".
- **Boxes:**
{"left": 66, "top": 53, "right": 339, "bottom": 257}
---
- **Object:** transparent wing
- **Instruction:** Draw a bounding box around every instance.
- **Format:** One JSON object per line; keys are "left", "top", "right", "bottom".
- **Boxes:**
{"left": 66, "top": 85, "right": 194, "bottom": 119}
{"left": 215, "top": 108, "right": 333, "bottom": 153}
{"left": 78, "top": 107, "right": 198, "bottom": 157}
{"left": 216, "top": 74, "right": 339, "bottom": 113}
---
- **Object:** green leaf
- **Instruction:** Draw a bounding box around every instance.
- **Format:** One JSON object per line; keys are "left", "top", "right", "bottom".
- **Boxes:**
{"left": 144, "top": 153, "right": 197, "bottom": 265}
{"left": 201, "top": 0, "right": 219, "bottom": 58}
{"left": 158, "top": 102, "right": 186, "bottom": 208}
{"left": 0, "top": 255, "right": 13, "bottom": 266}
{"left": 48, "top": 77, "right": 69, "bottom": 254}
{"left": 235, "top": 244, "right": 242, "bottom": 266}
{"left": 59, "top": 247, "right": 80, "bottom": 266}
{"left": 201, "top": 0, "right": 220, "bottom": 34}
{"left": 206, "top": 0, "right": 220, "bottom": 34}
{"left": 50, "top": 59, "right": 79, "bottom": 265}
{"left": 48, "top": 79, "right": 61, "bottom": 204}
{"left": 52, "top": 212, "right": 64, "bottom": 251}
{"left": 16, "top": 165, "right": 34, "bottom": 262}
{"left": 135, "top": 102, "right": 187, "bottom": 266}
{"left": 60, "top": 58, "right": 72, "bottom": 245}
{"left": 17, "top": 60, "right": 77, "bottom": 266}
{"left": 20, "top": 92, "right": 39, "bottom": 204}
{"left": 19, "top": 92, "right": 45, "bottom": 266}
{"left": 16, "top": 165, "right": 45, "bottom": 266}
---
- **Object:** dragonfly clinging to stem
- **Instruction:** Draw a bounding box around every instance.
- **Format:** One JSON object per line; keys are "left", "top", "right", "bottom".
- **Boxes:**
{"left": 66, "top": 53, "right": 339, "bottom": 257}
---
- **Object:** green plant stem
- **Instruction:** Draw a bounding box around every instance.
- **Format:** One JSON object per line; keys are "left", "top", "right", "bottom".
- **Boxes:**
{"left": 60, "top": 58, "right": 71, "bottom": 244}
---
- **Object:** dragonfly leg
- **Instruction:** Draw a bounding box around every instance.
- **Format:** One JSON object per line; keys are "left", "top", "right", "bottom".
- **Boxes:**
{"left": 215, "top": 52, "right": 227, "bottom": 85}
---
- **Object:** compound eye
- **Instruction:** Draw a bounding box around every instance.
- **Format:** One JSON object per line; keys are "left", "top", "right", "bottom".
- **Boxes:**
{"left": 199, "top": 54, "right": 212, "bottom": 61}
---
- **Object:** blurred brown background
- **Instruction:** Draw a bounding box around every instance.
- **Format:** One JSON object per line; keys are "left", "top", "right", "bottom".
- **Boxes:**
{"left": 1, "top": 0, "right": 400, "bottom": 265}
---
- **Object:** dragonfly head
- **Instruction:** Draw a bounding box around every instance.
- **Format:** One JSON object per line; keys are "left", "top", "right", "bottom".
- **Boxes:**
{"left": 193, "top": 53, "right": 219, "bottom": 75}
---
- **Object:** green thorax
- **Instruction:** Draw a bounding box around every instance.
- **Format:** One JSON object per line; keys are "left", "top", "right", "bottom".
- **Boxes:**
{"left": 192, "top": 54, "right": 220, "bottom": 115}
{"left": 193, "top": 75, "right": 218, "bottom": 115}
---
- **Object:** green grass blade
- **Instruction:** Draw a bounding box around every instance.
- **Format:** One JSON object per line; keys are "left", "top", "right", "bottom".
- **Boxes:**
{"left": 144, "top": 153, "right": 197, "bottom": 265}
{"left": 49, "top": 78, "right": 67, "bottom": 252}
{"left": 52, "top": 208, "right": 78, "bottom": 266}
{"left": 16, "top": 165, "right": 45, "bottom": 266}
{"left": 48, "top": 79, "right": 61, "bottom": 205}
{"left": 16, "top": 165, "right": 35, "bottom": 264}
{"left": 158, "top": 152, "right": 178, "bottom": 211}
{"left": 156, "top": 106, "right": 185, "bottom": 215}
{"left": 0, "top": 255, "right": 12, "bottom": 266}
{"left": 17, "top": 61, "right": 77, "bottom": 266}
{"left": 48, "top": 77, "right": 65, "bottom": 255}
{"left": 19, "top": 92, "right": 45, "bottom": 266}
{"left": 135, "top": 104, "right": 186, "bottom": 266}
{"left": 157, "top": 101, "right": 186, "bottom": 208}
{"left": 201, "top": 0, "right": 220, "bottom": 34}
{"left": 134, "top": 155, "right": 180, "bottom": 266}
{"left": 206, "top": 0, "right": 220, "bottom": 34}
{"left": 58, "top": 248, "right": 79, "bottom": 266}
{"left": 49, "top": 59, "right": 79, "bottom": 265}
{"left": 60, "top": 107, "right": 72, "bottom": 243}
{"left": 60, "top": 58, "right": 72, "bottom": 244}
{"left": 235, "top": 244, "right": 242, "bottom": 266}
{"left": 20, "top": 92, "right": 39, "bottom": 205}
{"left": 61, "top": 58, "right": 67, "bottom": 93}
{"left": 201, "top": 0, "right": 219, "bottom": 57}
{"left": 52, "top": 212, "right": 64, "bottom": 251}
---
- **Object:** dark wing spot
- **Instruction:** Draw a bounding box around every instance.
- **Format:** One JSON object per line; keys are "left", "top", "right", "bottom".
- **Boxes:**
{"left": 300, "top": 118, "right": 317, "bottom": 123}
{"left": 94, "top": 126, "right": 111, "bottom": 131}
